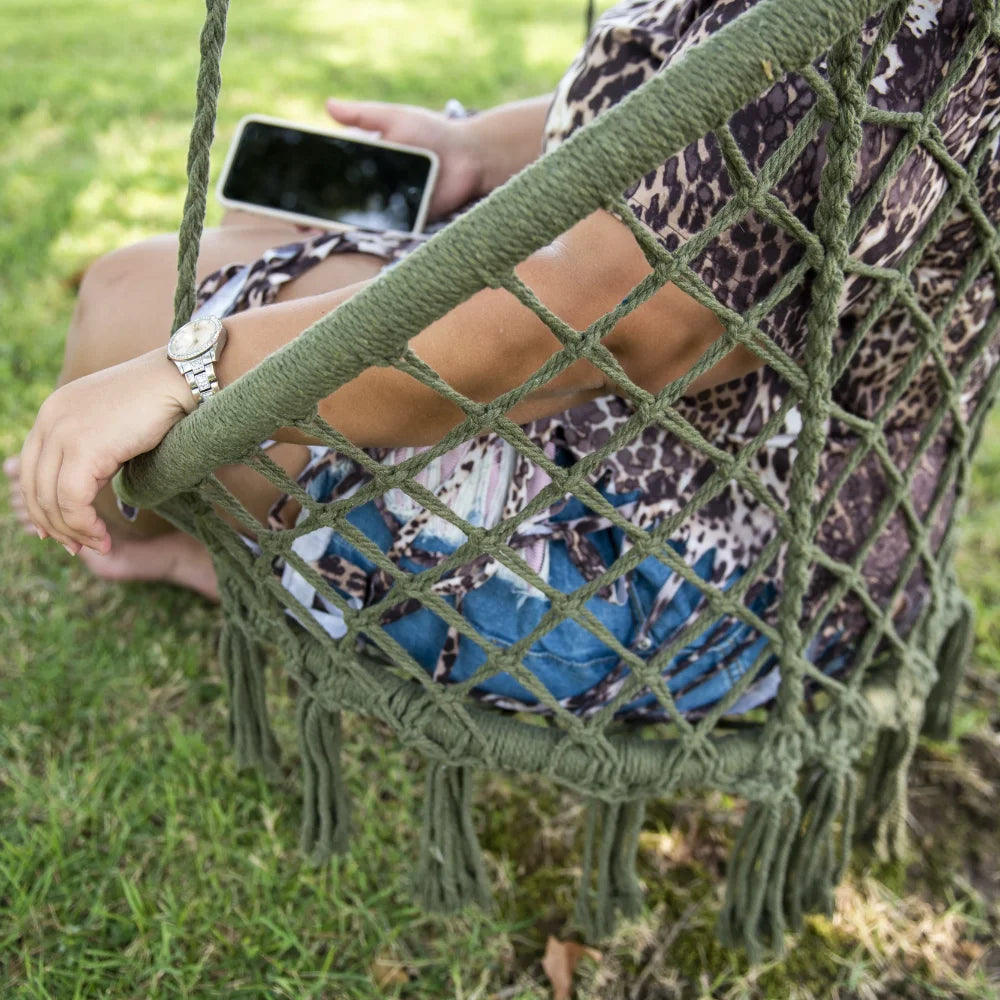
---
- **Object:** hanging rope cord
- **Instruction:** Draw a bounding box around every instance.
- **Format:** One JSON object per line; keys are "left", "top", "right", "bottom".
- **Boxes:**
{"left": 171, "top": 0, "right": 229, "bottom": 334}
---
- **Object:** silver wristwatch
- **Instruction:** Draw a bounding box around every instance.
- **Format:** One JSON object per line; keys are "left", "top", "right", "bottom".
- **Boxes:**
{"left": 166, "top": 315, "right": 228, "bottom": 406}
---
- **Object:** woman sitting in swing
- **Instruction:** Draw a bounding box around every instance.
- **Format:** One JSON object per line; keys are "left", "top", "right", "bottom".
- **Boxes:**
{"left": 7, "top": 0, "right": 998, "bottom": 718}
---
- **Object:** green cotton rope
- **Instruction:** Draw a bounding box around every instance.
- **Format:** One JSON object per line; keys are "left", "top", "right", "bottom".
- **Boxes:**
{"left": 111, "top": 0, "right": 1000, "bottom": 956}
{"left": 171, "top": 0, "right": 229, "bottom": 332}
{"left": 574, "top": 798, "right": 646, "bottom": 940}
{"left": 414, "top": 763, "right": 493, "bottom": 913}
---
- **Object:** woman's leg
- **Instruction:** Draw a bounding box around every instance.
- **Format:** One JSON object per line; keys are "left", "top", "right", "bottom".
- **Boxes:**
{"left": 5, "top": 216, "right": 385, "bottom": 598}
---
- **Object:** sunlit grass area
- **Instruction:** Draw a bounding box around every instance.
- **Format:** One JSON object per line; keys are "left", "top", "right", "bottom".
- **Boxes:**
{"left": 2, "top": 1, "right": 998, "bottom": 997}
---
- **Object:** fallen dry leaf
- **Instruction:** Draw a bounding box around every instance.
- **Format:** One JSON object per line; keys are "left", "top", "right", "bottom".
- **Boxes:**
{"left": 541, "top": 935, "right": 602, "bottom": 1000}
{"left": 369, "top": 955, "right": 411, "bottom": 990}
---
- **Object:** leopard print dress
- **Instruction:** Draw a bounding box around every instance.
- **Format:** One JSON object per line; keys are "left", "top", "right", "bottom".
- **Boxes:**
{"left": 194, "top": 0, "right": 1000, "bottom": 720}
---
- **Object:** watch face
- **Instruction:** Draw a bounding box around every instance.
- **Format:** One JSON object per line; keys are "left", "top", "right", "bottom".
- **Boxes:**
{"left": 168, "top": 317, "right": 221, "bottom": 361}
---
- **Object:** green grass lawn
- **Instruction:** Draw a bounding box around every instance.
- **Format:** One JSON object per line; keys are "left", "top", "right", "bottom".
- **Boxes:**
{"left": 2, "top": 2, "right": 998, "bottom": 997}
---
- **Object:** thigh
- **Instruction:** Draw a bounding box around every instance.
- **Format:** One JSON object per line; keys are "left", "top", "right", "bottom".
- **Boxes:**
{"left": 61, "top": 223, "right": 384, "bottom": 384}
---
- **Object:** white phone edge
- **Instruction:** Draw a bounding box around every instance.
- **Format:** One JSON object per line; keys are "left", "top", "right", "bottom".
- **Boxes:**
{"left": 214, "top": 112, "right": 441, "bottom": 236}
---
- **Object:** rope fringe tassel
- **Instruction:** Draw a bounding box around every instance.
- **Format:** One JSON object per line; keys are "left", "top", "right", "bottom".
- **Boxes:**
{"left": 717, "top": 793, "right": 800, "bottom": 961}
{"left": 858, "top": 721, "right": 919, "bottom": 860}
{"left": 297, "top": 694, "right": 352, "bottom": 861}
{"left": 414, "top": 763, "right": 493, "bottom": 913}
{"left": 785, "top": 764, "right": 857, "bottom": 927}
{"left": 574, "top": 798, "right": 646, "bottom": 940}
{"left": 220, "top": 619, "right": 281, "bottom": 775}
{"left": 923, "top": 595, "right": 975, "bottom": 741}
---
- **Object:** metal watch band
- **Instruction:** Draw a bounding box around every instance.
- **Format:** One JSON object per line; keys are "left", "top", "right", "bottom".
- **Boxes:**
{"left": 181, "top": 359, "right": 220, "bottom": 403}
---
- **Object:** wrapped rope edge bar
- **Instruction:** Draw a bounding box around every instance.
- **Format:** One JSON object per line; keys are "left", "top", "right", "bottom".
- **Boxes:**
{"left": 269, "top": 618, "right": 905, "bottom": 801}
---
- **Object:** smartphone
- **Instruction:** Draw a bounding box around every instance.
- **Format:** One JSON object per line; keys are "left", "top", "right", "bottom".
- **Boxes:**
{"left": 216, "top": 114, "right": 439, "bottom": 234}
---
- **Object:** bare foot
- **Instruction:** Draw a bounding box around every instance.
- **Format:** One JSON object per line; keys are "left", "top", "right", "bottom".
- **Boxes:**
{"left": 5, "top": 453, "right": 219, "bottom": 602}
{"left": 79, "top": 531, "right": 220, "bottom": 602}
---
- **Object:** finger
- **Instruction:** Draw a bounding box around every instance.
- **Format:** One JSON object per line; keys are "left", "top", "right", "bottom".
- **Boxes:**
{"left": 336, "top": 125, "right": 382, "bottom": 141}
{"left": 32, "top": 441, "right": 80, "bottom": 553}
{"left": 325, "top": 98, "right": 394, "bottom": 134}
{"left": 55, "top": 458, "right": 111, "bottom": 552}
{"left": 35, "top": 442, "right": 82, "bottom": 556}
{"left": 324, "top": 97, "right": 365, "bottom": 124}
{"left": 18, "top": 433, "right": 49, "bottom": 541}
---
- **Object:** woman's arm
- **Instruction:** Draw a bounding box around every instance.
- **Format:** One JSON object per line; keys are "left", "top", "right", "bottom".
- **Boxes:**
{"left": 218, "top": 209, "right": 758, "bottom": 447}
{"left": 458, "top": 95, "right": 554, "bottom": 195}
{"left": 18, "top": 210, "right": 761, "bottom": 553}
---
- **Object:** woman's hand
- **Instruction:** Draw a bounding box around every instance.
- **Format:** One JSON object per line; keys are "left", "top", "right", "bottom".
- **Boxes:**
{"left": 326, "top": 95, "right": 553, "bottom": 219}
{"left": 18, "top": 349, "right": 194, "bottom": 555}
{"left": 326, "top": 99, "right": 483, "bottom": 219}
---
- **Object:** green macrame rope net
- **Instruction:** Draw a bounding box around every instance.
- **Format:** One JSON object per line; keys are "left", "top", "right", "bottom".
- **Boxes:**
{"left": 114, "top": 0, "right": 999, "bottom": 958}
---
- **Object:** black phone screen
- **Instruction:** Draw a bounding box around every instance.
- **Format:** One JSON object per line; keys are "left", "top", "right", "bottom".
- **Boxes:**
{"left": 221, "top": 121, "right": 433, "bottom": 231}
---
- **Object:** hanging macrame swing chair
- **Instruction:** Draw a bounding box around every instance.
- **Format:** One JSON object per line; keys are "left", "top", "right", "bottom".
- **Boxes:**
{"left": 115, "top": 0, "right": 998, "bottom": 959}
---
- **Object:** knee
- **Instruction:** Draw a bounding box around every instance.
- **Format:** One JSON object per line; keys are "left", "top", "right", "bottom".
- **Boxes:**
{"left": 73, "top": 236, "right": 177, "bottom": 330}
{"left": 61, "top": 235, "right": 180, "bottom": 384}
{"left": 72, "top": 248, "right": 126, "bottom": 332}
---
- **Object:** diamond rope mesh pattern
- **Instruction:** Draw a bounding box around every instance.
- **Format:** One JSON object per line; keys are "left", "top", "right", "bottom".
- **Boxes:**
{"left": 113, "top": 0, "right": 1000, "bottom": 956}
